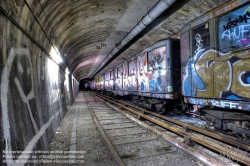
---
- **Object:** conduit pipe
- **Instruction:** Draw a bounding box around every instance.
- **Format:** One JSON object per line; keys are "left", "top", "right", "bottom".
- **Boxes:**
{"left": 91, "top": 0, "right": 176, "bottom": 77}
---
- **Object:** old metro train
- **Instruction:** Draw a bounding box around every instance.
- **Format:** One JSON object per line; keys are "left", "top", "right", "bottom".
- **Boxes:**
{"left": 94, "top": 39, "right": 182, "bottom": 113}
{"left": 93, "top": 0, "right": 250, "bottom": 143}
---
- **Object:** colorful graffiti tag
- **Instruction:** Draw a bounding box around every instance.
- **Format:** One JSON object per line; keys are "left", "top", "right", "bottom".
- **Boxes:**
{"left": 147, "top": 46, "right": 171, "bottom": 93}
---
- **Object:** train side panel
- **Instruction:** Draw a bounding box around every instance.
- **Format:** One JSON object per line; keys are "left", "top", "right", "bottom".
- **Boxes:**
{"left": 181, "top": 1, "right": 250, "bottom": 111}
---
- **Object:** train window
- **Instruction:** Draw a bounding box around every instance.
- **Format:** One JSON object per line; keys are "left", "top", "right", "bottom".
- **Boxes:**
{"left": 147, "top": 46, "right": 166, "bottom": 71}
{"left": 192, "top": 23, "right": 210, "bottom": 55}
{"left": 218, "top": 4, "right": 250, "bottom": 53}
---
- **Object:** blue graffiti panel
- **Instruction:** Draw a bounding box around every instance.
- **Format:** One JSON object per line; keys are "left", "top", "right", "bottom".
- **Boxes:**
{"left": 218, "top": 4, "right": 250, "bottom": 52}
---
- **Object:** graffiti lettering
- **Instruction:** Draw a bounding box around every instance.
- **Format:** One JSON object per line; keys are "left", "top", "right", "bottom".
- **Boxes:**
{"left": 221, "top": 24, "right": 250, "bottom": 41}
{"left": 138, "top": 92, "right": 151, "bottom": 97}
{"left": 194, "top": 34, "right": 203, "bottom": 54}
{"left": 211, "top": 100, "right": 239, "bottom": 109}
{"left": 223, "top": 12, "right": 250, "bottom": 30}
{"left": 151, "top": 93, "right": 173, "bottom": 99}
{"left": 188, "top": 98, "right": 206, "bottom": 105}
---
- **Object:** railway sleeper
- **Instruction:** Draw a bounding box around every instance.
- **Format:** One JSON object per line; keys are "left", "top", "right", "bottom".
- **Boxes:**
{"left": 183, "top": 135, "right": 195, "bottom": 146}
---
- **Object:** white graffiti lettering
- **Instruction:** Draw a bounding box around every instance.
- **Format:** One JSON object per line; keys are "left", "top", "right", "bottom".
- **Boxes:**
{"left": 195, "top": 34, "right": 203, "bottom": 54}
{"left": 221, "top": 24, "right": 250, "bottom": 41}
{"left": 211, "top": 100, "right": 239, "bottom": 109}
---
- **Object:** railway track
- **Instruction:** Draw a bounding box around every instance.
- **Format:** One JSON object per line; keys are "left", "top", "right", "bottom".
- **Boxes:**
{"left": 84, "top": 92, "right": 215, "bottom": 165}
{"left": 93, "top": 92, "right": 250, "bottom": 165}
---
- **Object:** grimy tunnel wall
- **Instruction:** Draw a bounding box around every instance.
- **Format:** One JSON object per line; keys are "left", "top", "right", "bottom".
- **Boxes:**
{"left": 0, "top": 1, "right": 79, "bottom": 165}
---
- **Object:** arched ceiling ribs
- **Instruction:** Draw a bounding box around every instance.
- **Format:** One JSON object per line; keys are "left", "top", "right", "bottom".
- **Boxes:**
{"left": 61, "top": 29, "right": 110, "bottom": 56}
{"left": 15, "top": 0, "right": 228, "bottom": 81}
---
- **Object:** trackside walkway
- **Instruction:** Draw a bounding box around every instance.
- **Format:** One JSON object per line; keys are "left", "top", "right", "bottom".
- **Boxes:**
{"left": 45, "top": 92, "right": 116, "bottom": 165}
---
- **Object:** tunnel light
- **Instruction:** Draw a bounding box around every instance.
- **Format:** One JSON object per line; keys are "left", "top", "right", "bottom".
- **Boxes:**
{"left": 65, "top": 68, "right": 70, "bottom": 75}
{"left": 50, "top": 46, "right": 63, "bottom": 64}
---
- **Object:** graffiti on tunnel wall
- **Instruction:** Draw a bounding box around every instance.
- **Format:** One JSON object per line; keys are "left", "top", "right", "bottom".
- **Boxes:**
{"left": 1, "top": 48, "right": 64, "bottom": 165}
{"left": 182, "top": 3, "right": 250, "bottom": 102}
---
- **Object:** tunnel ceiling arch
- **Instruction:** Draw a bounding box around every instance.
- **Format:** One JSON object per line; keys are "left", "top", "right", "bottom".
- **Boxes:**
{"left": 5, "top": 0, "right": 227, "bottom": 81}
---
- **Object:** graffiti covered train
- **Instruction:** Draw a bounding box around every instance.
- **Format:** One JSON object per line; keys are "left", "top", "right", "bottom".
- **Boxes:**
{"left": 93, "top": 0, "right": 250, "bottom": 142}
{"left": 181, "top": 0, "right": 250, "bottom": 112}
{"left": 181, "top": 0, "right": 250, "bottom": 141}
{"left": 94, "top": 39, "right": 182, "bottom": 113}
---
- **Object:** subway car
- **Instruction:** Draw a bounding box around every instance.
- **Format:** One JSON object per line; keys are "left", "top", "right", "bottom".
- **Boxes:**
{"left": 180, "top": 0, "right": 250, "bottom": 142}
{"left": 96, "top": 38, "right": 182, "bottom": 113}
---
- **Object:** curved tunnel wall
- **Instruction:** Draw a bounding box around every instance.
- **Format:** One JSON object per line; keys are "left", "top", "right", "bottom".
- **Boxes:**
{"left": 0, "top": 3, "right": 78, "bottom": 165}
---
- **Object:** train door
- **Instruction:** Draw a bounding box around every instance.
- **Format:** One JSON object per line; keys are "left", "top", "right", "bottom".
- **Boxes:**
{"left": 185, "top": 21, "right": 215, "bottom": 98}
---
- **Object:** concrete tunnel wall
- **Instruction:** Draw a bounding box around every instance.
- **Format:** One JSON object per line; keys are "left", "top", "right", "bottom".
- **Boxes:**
{"left": 0, "top": 2, "right": 79, "bottom": 165}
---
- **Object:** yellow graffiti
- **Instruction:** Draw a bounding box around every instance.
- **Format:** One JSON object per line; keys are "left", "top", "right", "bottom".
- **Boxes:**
{"left": 195, "top": 49, "right": 250, "bottom": 98}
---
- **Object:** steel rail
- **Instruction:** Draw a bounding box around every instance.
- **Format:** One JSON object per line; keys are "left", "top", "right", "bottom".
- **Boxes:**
{"left": 99, "top": 93, "right": 250, "bottom": 151}
{"left": 95, "top": 93, "right": 250, "bottom": 165}
{"left": 123, "top": 100, "right": 250, "bottom": 151}
{"left": 85, "top": 96, "right": 125, "bottom": 166}
{"left": 97, "top": 95, "right": 225, "bottom": 166}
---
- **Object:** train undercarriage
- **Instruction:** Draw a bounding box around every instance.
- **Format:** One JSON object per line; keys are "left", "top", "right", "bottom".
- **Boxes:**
{"left": 200, "top": 109, "right": 250, "bottom": 145}
{"left": 131, "top": 96, "right": 182, "bottom": 114}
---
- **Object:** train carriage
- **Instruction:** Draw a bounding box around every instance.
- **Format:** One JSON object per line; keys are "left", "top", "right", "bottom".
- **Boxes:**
{"left": 181, "top": 0, "right": 250, "bottom": 142}
{"left": 181, "top": 0, "right": 250, "bottom": 111}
